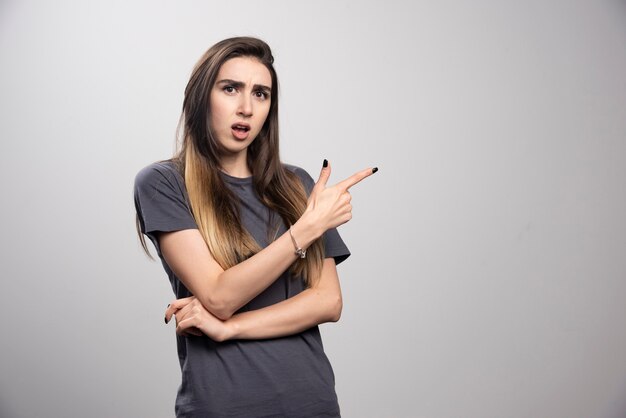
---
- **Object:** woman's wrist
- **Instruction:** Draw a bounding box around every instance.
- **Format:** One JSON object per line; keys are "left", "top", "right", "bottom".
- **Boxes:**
{"left": 222, "top": 317, "right": 240, "bottom": 341}
{"left": 291, "top": 213, "right": 323, "bottom": 251}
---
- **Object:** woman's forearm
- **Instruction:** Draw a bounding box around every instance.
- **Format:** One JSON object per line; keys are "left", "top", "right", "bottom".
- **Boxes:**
{"left": 211, "top": 214, "right": 322, "bottom": 318}
{"left": 223, "top": 258, "right": 343, "bottom": 340}
{"left": 224, "top": 286, "right": 340, "bottom": 340}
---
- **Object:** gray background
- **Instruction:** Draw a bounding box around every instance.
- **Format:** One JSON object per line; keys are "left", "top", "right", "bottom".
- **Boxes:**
{"left": 1, "top": 1, "right": 625, "bottom": 417}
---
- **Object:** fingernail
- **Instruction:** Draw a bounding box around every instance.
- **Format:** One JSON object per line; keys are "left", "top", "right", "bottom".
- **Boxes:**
{"left": 372, "top": 167, "right": 378, "bottom": 174}
{"left": 167, "top": 304, "right": 170, "bottom": 308}
{"left": 164, "top": 316, "right": 168, "bottom": 324}
{"left": 323, "top": 159, "right": 328, "bottom": 168}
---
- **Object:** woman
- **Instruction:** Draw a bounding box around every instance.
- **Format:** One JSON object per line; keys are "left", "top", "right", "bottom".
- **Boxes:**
{"left": 134, "top": 36, "right": 377, "bottom": 417}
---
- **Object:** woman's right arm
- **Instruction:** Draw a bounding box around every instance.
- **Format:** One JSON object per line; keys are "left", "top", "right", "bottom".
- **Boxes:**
{"left": 158, "top": 164, "right": 375, "bottom": 321}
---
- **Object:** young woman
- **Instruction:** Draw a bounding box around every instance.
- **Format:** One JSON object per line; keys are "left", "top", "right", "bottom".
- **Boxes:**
{"left": 134, "top": 36, "right": 377, "bottom": 417}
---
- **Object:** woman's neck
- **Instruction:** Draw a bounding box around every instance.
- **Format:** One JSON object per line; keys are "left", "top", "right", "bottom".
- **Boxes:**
{"left": 219, "top": 152, "right": 252, "bottom": 178}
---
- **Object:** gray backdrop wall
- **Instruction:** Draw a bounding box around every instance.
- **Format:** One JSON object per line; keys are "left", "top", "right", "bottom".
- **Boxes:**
{"left": 1, "top": 1, "right": 625, "bottom": 417}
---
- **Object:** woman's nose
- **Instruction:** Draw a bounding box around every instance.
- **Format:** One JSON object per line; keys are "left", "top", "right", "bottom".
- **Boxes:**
{"left": 237, "top": 95, "right": 253, "bottom": 117}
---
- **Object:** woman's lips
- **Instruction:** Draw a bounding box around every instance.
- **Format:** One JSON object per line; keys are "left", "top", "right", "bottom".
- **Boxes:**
{"left": 231, "top": 122, "right": 251, "bottom": 140}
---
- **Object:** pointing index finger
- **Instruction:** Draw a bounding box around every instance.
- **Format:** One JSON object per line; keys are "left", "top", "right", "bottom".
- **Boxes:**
{"left": 336, "top": 167, "right": 378, "bottom": 191}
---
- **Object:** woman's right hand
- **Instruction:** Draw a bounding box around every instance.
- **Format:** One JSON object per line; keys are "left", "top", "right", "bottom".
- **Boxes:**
{"left": 302, "top": 160, "right": 377, "bottom": 235}
{"left": 165, "top": 296, "right": 232, "bottom": 341}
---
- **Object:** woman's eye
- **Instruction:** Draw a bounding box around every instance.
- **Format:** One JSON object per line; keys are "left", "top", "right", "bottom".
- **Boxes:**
{"left": 224, "top": 86, "right": 236, "bottom": 94}
{"left": 254, "top": 90, "right": 268, "bottom": 99}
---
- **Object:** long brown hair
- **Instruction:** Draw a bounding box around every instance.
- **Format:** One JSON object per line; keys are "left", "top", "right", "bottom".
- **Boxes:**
{"left": 138, "top": 36, "right": 324, "bottom": 286}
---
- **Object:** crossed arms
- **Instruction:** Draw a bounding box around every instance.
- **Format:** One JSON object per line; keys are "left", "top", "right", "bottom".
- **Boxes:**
{"left": 160, "top": 163, "right": 375, "bottom": 341}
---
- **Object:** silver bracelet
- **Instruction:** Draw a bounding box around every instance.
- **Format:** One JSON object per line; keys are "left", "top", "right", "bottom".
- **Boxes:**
{"left": 288, "top": 227, "right": 306, "bottom": 259}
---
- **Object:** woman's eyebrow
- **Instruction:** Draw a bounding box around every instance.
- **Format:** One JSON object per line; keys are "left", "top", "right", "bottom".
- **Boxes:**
{"left": 216, "top": 79, "right": 271, "bottom": 92}
{"left": 255, "top": 84, "right": 272, "bottom": 93}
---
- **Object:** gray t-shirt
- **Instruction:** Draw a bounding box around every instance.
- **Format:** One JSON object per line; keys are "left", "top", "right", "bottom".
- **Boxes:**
{"left": 134, "top": 160, "right": 350, "bottom": 418}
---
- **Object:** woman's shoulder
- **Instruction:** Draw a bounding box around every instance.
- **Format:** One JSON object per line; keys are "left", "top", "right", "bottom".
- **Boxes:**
{"left": 135, "top": 159, "right": 182, "bottom": 187}
{"left": 134, "top": 159, "right": 189, "bottom": 202}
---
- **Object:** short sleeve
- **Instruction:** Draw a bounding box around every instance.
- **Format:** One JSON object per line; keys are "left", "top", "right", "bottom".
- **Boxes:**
{"left": 286, "top": 164, "right": 351, "bottom": 266}
{"left": 134, "top": 161, "right": 198, "bottom": 251}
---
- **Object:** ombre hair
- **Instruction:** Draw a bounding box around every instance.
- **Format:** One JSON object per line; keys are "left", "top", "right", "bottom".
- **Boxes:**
{"left": 137, "top": 36, "right": 324, "bottom": 287}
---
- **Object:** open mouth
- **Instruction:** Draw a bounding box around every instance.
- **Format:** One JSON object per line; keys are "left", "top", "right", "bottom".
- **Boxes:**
{"left": 231, "top": 123, "right": 251, "bottom": 133}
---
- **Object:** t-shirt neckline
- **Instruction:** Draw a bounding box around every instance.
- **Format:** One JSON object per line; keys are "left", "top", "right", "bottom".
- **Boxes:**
{"left": 219, "top": 170, "right": 253, "bottom": 186}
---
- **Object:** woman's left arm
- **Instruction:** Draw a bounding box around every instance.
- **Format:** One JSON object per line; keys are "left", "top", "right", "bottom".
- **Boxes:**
{"left": 166, "top": 257, "right": 343, "bottom": 341}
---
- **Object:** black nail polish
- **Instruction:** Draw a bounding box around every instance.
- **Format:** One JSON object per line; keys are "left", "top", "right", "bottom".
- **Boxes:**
{"left": 372, "top": 167, "right": 378, "bottom": 173}
{"left": 164, "top": 317, "right": 168, "bottom": 324}
{"left": 323, "top": 159, "right": 328, "bottom": 168}
{"left": 167, "top": 304, "right": 170, "bottom": 308}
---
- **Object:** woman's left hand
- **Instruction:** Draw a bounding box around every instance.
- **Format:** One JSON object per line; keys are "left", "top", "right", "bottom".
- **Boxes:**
{"left": 164, "top": 296, "right": 231, "bottom": 341}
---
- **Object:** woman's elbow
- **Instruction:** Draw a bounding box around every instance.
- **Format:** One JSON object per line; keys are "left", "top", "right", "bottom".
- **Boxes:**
{"left": 201, "top": 295, "right": 235, "bottom": 321}
{"left": 212, "top": 308, "right": 234, "bottom": 321}
{"left": 327, "top": 294, "right": 343, "bottom": 323}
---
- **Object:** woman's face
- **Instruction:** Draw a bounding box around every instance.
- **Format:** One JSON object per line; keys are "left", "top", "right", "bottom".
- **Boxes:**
{"left": 209, "top": 56, "right": 272, "bottom": 158}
